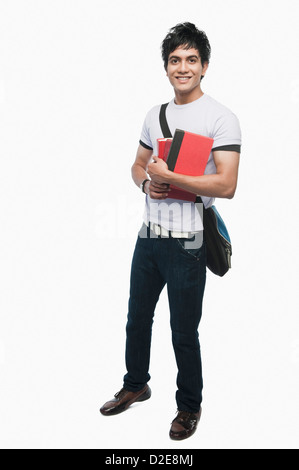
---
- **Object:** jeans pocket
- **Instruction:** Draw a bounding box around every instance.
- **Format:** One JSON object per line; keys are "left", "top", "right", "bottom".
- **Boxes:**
{"left": 175, "top": 232, "right": 204, "bottom": 260}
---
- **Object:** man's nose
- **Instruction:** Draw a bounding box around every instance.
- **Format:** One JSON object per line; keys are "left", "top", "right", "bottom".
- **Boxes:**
{"left": 178, "top": 60, "right": 189, "bottom": 73}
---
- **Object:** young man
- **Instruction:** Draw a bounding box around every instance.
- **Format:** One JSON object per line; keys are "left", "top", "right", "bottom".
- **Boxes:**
{"left": 100, "top": 22, "right": 241, "bottom": 441}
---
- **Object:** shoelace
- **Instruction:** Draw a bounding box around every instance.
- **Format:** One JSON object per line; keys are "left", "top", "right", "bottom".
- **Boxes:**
{"left": 172, "top": 411, "right": 198, "bottom": 429}
{"left": 114, "top": 388, "right": 127, "bottom": 399}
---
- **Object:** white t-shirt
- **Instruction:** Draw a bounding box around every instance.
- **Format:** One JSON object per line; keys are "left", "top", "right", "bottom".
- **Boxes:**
{"left": 139, "top": 94, "right": 242, "bottom": 232}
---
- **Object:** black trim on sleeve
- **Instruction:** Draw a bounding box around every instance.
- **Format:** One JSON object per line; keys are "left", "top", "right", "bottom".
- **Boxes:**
{"left": 139, "top": 140, "right": 153, "bottom": 151}
{"left": 212, "top": 144, "right": 241, "bottom": 153}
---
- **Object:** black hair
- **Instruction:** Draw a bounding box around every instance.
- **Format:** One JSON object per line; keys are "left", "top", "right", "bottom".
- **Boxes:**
{"left": 161, "top": 22, "right": 211, "bottom": 72}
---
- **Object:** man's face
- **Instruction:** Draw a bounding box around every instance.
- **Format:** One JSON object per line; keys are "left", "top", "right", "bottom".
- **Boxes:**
{"left": 166, "top": 46, "right": 208, "bottom": 100}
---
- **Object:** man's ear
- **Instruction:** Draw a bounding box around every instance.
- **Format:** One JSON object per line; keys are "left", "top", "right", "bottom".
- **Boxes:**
{"left": 201, "top": 61, "right": 209, "bottom": 78}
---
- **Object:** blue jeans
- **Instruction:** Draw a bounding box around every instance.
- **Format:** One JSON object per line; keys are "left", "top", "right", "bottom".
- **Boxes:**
{"left": 123, "top": 224, "right": 207, "bottom": 413}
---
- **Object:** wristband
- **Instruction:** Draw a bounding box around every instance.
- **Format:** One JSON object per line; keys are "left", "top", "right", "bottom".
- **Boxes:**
{"left": 140, "top": 179, "right": 150, "bottom": 194}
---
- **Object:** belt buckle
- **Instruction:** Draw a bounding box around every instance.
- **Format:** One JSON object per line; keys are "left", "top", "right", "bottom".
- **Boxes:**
{"left": 171, "top": 230, "right": 187, "bottom": 238}
{"left": 149, "top": 222, "right": 192, "bottom": 239}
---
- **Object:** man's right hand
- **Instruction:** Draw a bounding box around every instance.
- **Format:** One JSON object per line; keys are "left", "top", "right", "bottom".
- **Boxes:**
{"left": 145, "top": 180, "right": 170, "bottom": 200}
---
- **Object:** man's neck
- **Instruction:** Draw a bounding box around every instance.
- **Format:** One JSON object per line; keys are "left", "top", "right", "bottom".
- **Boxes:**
{"left": 174, "top": 88, "right": 204, "bottom": 105}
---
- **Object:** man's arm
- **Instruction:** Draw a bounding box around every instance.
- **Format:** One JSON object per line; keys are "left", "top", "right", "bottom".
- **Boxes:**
{"left": 131, "top": 144, "right": 170, "bottom": 200}
{"left": 147, "top": 150, "right": 240, "bottom": 199}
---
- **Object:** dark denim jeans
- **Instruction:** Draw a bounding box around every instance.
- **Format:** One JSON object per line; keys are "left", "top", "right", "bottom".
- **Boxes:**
{"left": 123, "top": 225, "right": 207, "bottom": 413}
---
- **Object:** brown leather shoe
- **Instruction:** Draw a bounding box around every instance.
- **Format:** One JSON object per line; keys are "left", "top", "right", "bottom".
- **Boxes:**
{"left": 100, "top": 385, "right": 151, "bottom": 416}
{"left": 169, "top": 408, "right": 202, "bottom": 440}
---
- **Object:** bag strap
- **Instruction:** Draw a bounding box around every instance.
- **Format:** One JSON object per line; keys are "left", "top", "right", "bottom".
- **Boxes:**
{"left": 159, "top": 103, "right": 172, "bottom": 138}
{"left": 159, "top": 103, "right": 203, "bottom": 206}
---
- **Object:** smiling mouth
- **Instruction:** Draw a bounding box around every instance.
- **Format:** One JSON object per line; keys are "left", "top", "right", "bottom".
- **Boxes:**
{"left": 176, "top": 76, "right": 191, "bottom": 82}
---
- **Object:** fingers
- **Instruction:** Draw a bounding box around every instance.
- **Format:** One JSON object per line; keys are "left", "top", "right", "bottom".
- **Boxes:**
{"left": 150, "top": 181, "right": 170, "bottom": 190}
{"left": 149, "top": 191, "right": 169, "bottom": 200}
{"left": 148, "top": 181, "right": 170, "bottom": 200}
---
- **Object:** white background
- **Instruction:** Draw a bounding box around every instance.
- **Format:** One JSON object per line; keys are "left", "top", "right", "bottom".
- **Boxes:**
{"left": 0, "top": 0, "right": 298, "bottom": 450}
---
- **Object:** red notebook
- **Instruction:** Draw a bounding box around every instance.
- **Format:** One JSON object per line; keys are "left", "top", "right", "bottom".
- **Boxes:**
{"left": 158, "top": 129, "right": 214, "bottom": 201}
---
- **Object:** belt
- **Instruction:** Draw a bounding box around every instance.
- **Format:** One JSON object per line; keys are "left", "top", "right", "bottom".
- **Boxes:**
{"left": 147, "top": 221, "right": 197, "bottom": 239}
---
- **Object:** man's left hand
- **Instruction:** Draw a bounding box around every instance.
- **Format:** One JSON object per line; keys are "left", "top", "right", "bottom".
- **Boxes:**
{"left": 147, "top": 156, "right": 170, "bottom": 184}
